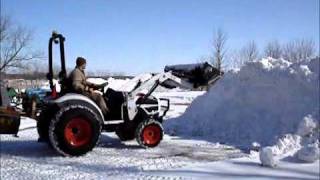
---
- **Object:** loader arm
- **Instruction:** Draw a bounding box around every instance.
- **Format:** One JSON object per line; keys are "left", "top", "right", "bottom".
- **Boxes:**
{"left": 130, "top": 62, "right": 223, "bottom": 99}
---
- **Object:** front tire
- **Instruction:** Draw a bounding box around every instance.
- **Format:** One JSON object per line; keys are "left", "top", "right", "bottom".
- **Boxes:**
{"left": 49, "top": 105, "right": 102, "bottom": 156}
{"left": 135, "top": 120, "right": 163, "bottom": 148}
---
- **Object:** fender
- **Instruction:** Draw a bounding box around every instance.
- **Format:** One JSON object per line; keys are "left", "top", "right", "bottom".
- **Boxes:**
{"left": 52, "top": 93, "right": 104, "bottom": 122}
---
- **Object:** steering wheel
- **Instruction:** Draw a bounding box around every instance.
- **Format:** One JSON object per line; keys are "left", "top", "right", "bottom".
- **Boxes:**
{"left": 94, "top": 82, "right": 108, "bottom": 92}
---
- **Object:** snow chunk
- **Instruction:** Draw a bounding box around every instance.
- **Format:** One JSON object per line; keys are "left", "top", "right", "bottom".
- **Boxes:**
{"left": 299, "top": 65, "right": 312, "bottom": 76}
{"left": 259, "top": 134, "right": 301, "bottom": 167}
{"left": 296, "top": 144, "right": 320, "bottom": 163}
{"left": 260, "top": 146, "right": 277, "bottom": 167}
{"left": 273, "top": 134, "right": 301, "bottom": 156}
{"left": 297, "top": 115, "right": 318, "bottom": 136}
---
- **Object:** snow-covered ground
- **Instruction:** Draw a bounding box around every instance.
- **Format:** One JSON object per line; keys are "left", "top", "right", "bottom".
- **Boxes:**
{"left": 146, "top": 155, "right": 319, "bottom": 180}
{"left": 1, "top": 118, "right": 243, "bottom": 180}
{"left": 1, "top": 119, "right": 318, "bottom": 180}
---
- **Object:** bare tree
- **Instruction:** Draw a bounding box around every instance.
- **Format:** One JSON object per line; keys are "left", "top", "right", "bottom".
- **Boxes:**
{"left": 0, "top": 15, "right": 10, "bottom": 42}
{"left": 224, "top": 50, "right": 241, "bottom": 70}
{"left": 240, "top": 40, "right": 259, "bottom": 62}
{"left": 0, "top": 15, "right": 43, "bottom": 73}
{"left": 264, "top": 40, "right": 282, "bottom": 59}
{"left": 283, "top": 39, "right": 315, "bottom": 62}
{"left": 211, "top": 28, "right": 227, "bottom": 71}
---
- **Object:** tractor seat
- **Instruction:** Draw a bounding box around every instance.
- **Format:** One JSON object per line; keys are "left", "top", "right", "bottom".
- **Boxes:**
{"left": 104, "top": 88, "right": 127, "bottom": 120}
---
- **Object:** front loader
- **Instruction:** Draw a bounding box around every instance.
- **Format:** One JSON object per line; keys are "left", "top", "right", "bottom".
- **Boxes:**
{"left": 2, "top": 32, "right": 223, "bottom": 157}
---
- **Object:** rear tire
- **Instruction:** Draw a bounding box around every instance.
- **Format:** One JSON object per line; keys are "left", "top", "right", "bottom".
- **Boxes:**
{"left": 49, "top": 105, "right": 102, "bottom": 156}
{"left": 37, "top": 105, "right": 58, "bottom": 143}
{"left": 135, "top": 119, "right": 163, "bottom": 148}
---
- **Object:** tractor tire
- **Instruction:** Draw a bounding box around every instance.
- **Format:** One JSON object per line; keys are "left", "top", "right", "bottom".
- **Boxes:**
{"left": 135, "top": 119, "right": 163, "bottom": 148}
{"left": 37, "top": 105, "right": 59, "bottom": 144}
{"left": 37, "top": 107, "right": 55, "bottom": 143}
{"left": 115, "top": 125, "right": 135, "bottom": 141}
{"left": 48, "top": 105, "right": 102, "bottom": 156}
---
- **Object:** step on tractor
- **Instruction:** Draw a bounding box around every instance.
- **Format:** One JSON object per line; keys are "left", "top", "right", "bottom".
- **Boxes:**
{"left": 1, "top": 32, "right": 223, "bottom": 157}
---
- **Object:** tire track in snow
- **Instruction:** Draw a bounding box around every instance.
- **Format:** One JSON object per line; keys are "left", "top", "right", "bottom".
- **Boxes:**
{"left": 1, "top": 118, "right": 244, "bottom": 179}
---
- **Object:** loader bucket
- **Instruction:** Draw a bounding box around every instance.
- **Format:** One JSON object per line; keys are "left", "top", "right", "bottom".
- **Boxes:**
{"left": 0, "top": 84, "right": 20, "bottom": 134}
{"left": 164, "top": 62, "right": 223, "bottom": 88}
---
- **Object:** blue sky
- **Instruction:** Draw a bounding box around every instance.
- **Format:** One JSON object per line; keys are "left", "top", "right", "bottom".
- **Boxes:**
{"left": 1, "top": 0, "right": 319, "bottom": 75}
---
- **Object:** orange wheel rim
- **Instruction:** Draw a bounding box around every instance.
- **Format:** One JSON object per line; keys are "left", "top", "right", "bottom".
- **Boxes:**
{"left": 64, "top": 118, "right": 92, "bottom": 147}
{"left": 142, "top": 125, "right": 161, "bottom": 146}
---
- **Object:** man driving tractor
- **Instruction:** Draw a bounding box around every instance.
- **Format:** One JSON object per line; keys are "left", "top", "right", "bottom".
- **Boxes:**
{"left": 31, "top": 32, "right": 222, "bottom": 156}
{"left": 69, "top": 57, "right": 109, "bottom": 115}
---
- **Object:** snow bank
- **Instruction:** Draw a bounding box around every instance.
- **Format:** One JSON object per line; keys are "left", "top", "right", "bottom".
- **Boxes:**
{"left": 165, "top": 57, "right": 320, "bottom": 148}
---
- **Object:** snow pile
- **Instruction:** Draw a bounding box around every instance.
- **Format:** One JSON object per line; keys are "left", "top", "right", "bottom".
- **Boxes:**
{"left": 165, "top": 57, "right": 320, "bottom": 148}
{"left": 155, "top": 91, "right": 205, "bottom": 119}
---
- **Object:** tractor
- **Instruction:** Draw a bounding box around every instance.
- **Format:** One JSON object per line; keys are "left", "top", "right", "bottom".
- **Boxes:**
{"left": 36, "top": 32, "right": 169, "bottom": 156}
{"left": 2, "top": 32, "right": 222, "bottom": 157}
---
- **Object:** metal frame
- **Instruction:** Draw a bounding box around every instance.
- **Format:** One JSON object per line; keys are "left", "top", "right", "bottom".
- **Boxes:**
{"left": 47, "top": 32, "right": 67, "bottom": 91}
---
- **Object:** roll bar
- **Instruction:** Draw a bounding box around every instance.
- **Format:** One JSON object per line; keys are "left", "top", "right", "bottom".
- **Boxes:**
{"left": 47, "top": 31, "right": 67, "bottom": 91}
